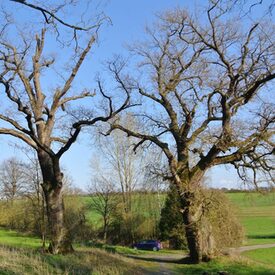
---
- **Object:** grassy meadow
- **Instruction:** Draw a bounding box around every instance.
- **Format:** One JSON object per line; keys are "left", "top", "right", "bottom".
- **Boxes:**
{"left": 1, "top": 191, "right": 275, "bottom": 274}
{"left": 0, "top": 229, "right": 43, "bottom": 249}
{"left": 243, "top": 247, "right": 275, "bottom": 266}
{"left": 226, "top": 192, "right": 275, "bottom": 245}
{"left": 84, "top": 191, "right": 275, "bottom": 245}
{"left": 0, "top": 243, "right": 275, "bottom": 275}
{"left": 0, "top": 245, "right": 146, "bottom": 275}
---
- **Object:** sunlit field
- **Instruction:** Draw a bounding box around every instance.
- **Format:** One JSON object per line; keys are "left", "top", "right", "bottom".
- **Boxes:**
{"left": 226, "top": 192, "right": 275, "bottom": 245}
{"left": 1, "top": 192, "right": 275, "bottom": 274}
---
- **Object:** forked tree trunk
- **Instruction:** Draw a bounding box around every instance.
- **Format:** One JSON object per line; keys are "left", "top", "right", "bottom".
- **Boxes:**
{"left": 38, "top": 151, "right": 73, "bottom": 254}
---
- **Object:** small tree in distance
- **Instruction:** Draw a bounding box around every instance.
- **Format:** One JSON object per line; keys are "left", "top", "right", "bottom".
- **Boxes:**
{"left": 88, "top": 178, "right": 119, "bottom": 243}
{"left": 0, "top": 158, "right": 26, "bottom": 201}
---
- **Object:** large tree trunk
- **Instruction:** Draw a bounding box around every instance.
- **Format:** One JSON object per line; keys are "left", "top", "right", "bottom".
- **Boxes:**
{"left": 183, "top": 214, "right": 202, "bottom": 262}
{"left": 180, "top": 190, "right": 215, "bottom": 263}
{"left": 38, "top": 151, "right": 73, "bottom": 254}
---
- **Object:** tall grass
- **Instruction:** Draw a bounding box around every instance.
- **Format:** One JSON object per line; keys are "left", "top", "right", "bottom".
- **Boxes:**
{"left": 0, "top": 246, "right": 144, "bottom": 275}
{"left": 0, "top": 246, "right": 55, "bottom": 275}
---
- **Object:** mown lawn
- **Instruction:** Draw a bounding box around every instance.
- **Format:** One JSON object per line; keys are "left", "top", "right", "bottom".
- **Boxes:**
{"left": 226, "top": 192, "right": 275, "bottom": 245}
{"left": 173, "top": 257, "right": 275, "bottom": 275}
{"left": 0, "top": 229, "right": 43, "bottom": 249}
{"left": 243, "top": 247, "right": 275, "bottom": 266}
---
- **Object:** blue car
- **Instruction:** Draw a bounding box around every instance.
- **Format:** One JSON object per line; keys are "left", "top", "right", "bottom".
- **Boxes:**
{"left": 133, "top": 240, "right": 162, "bottom": 251}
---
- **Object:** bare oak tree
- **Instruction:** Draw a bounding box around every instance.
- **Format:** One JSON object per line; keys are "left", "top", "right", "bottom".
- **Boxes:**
{"left": 8, "top": 0, "right": 109, "bottom": 48}
{"left": 99, "top": 115, "right": 145, "bottom": 214}
{"left": 0, "top": 25, "right": 131, "bottom": 253}
{"left": 20, "top": 154, "right": 47, "bottom": 249}
{"left": 107, "top": 2, "right": 275, "bottom": 263}
{"left": 0, "top": 158, "right": 26, "bottom": 201}
{"left": 88, "top": 178, "right": 119, "bottom": 242}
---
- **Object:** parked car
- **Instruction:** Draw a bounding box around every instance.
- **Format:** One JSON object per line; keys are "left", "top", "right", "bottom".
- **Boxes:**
{"left": 133, "top": 240, "right": 162, "bottom": 251}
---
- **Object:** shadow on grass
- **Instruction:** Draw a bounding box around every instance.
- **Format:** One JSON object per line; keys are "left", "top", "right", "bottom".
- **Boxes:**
{"left": 125, "top": 254, "right": 194, "bottom": 264}
{"left": 247, "top": 234, "right": 275, "bottom": 239}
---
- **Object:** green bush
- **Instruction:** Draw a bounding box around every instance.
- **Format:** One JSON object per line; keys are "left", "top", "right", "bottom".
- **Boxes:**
{"left": 64, "top": 196, "right": 96, "bottom": 243}
{"left": 107, "top": 209, "right": 158, "bottom": 245}
{"left": 159, "top": 185, "right": 187, "bottom": 249}
{"left": 204, "top": 189, "right": 244, "bottom": 249}
{"left": 159, "top": 185, "right": 244, "bottom": 251}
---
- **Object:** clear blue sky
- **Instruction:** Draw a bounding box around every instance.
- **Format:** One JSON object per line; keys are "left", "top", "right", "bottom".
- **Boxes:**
{"left": 1, "top": 0, "right": 273, "bottom": 190}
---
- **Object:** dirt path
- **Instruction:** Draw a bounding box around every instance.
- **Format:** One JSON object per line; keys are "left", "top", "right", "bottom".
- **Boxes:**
{"left": 125, "top": 252, "right": 184, "bottom": 274}
{"left": 126, "top": 244, "right": 275, "bottom": 274}
{"left": 229, "top": 243, "right": 275, "bottom": 253}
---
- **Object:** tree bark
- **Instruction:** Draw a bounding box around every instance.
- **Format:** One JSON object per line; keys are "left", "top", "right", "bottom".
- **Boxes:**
{"left": 180, "top": 190, "right": 215, "bottom": 263}
{"left": 38, "top": 151, "right": 73, "bottom": 254}
{"left": 180, "top": 192, "right": 202, "bottom": 263}
{"left": 182, "top": 212, "right": 202, "bottom": 263}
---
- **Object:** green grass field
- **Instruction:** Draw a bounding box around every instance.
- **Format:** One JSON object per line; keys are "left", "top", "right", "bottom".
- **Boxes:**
{"left": 1, "top": 191, "right": 275, "bottom": 274}
{"left": 84, "top": 191, "right": 275, "bottom": 246}
{"left": 0, "top": 246, "right": 145, "bottom": 275}
{"left": 173, "top": 257, "right": 275, "bottom": 275}
{"left": 243, "top": 247, "right": 275, "bottom": 266}
{"left": 0, "top": 229, "right": 44, "bottom": 249}
{"left": 226, "top": 192, "right": 275, "bottom": 245}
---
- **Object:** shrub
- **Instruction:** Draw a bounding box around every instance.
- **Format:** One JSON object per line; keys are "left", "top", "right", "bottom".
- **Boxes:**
{"left": 64, "top": 196, "right": 96, "bottom": 243}
{"left": 159, "top": 185, "right": 187, "bottom": 249}
{"left": 159, "top": 185, "right": 244, "bottom": 251}
{"left": 203, "top": 189, "right": 244, "bottom": 249}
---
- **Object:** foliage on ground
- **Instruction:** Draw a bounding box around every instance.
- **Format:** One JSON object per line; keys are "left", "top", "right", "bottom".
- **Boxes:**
{"left": 1, "top": 191, "right": 275, "bottom": 249}
{"left": 204, "top": 190, "right": 245, "bottom": 249}
{"left": 159, "top": 185, "right": 187, "bottom": 249}
{"left": 85, "top": 192, "right": 163, "bottom": 244}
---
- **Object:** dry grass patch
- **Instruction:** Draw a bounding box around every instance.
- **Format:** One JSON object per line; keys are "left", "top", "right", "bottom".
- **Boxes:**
{"left": 0, "top": 246, "right": 145, "bottom": 275}
{"left": 0, "top": 246, "right": 55, "bottom": 275}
